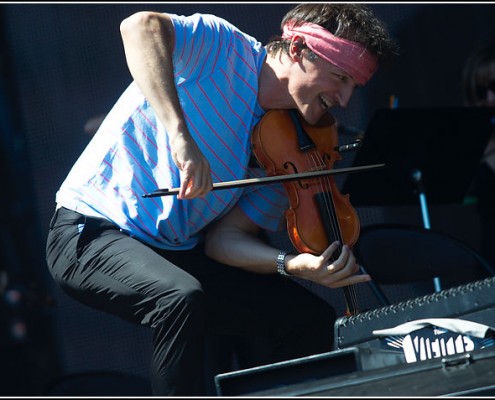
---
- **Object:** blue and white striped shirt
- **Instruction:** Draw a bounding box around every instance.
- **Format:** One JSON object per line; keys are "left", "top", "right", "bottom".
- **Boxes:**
{"left": 56, "top": 13, "right": 288, "bottom": 250}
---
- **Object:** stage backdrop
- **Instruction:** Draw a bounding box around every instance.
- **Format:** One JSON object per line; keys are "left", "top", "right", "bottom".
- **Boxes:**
{"left": 1, "top": 2, "right": 495, "bottom": 394}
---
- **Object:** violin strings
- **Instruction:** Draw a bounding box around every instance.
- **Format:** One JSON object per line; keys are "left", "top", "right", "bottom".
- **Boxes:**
{"left": 307, "top": 149, "right": 342, "bottom": 254}
{"left": 306, "top": 148, "right": 359, "bottom": 314}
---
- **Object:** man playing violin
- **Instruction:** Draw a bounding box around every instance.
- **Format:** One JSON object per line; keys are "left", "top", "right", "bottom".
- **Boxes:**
{"left": 46, "top": 3, "right": 397, "bottom": 396}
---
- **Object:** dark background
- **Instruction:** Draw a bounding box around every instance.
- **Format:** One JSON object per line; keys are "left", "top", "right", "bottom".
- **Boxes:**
{"left": 1, "top": 2, "right": 495, "bottom": 395}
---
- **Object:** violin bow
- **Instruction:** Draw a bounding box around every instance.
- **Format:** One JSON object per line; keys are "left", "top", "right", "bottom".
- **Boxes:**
{"left": 142, "top": 163, "right": 385, "bottom": 198}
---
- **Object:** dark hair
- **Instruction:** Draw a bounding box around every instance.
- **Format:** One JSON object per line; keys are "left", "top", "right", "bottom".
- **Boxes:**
{"left": 462, "top": 43, "right": 495, "bottom": 106}
{"left": 266, "top": 3, "right": 398, "bottom": 65}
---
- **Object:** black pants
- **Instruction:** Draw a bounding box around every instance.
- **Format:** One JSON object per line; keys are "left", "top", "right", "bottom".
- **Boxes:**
{"left": 46, "top": 206, "right": 336, "bottom": 396}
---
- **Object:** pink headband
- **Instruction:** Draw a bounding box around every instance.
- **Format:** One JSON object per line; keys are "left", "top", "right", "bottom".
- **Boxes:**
{"left": 282, "top": 21, "right": 378, "bottom": 85}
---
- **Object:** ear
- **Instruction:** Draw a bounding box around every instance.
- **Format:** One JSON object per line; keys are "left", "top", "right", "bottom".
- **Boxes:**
{"left": 289, "top": 36, "right": 305, "bottom": 61}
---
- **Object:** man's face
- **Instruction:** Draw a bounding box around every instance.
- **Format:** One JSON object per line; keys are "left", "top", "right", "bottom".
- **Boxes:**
{"left": 288, "top": 51, "right": 359, "bottom": 125}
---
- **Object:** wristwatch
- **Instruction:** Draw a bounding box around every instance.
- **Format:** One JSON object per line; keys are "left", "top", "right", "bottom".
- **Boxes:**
{"left": 276, "top": 250, "right": 292, "bottom": 277}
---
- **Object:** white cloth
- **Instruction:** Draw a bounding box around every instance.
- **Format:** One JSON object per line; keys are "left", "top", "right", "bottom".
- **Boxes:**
{"left": 373, "top": 318, "right": 494, "bottom": 339}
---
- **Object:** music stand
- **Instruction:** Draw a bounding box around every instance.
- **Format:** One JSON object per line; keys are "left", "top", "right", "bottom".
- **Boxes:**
{"left": 344, "top": 106, "right": 495, "bottom": 293}
{"left": 342, "top": 107, "right": 495, "bottom": 206}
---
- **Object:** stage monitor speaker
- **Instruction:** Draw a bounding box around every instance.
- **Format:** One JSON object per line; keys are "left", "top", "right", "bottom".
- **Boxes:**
{"left": 298, "top": 348, "right": 495, "bottom": 397}
{"left": 334, "top": 276, "right": 495, "bottom": 350}
{"left": 216, "top": 347, "right": 495, "bottom": 397}
{"left": 215, "top": 278, "right": 495, "bottom": 397}
{"left": 214, "top": 346, "right": 403, "bottom": 396}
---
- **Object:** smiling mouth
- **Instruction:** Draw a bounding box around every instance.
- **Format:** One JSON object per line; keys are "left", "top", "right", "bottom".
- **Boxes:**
{"left": 320, "top": 95, "right": 332, "bottom": 110}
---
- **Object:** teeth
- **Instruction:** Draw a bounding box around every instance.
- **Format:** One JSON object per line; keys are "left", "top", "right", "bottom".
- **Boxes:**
{"left": 320, "top": 95, "right": 331, "bottom": 109}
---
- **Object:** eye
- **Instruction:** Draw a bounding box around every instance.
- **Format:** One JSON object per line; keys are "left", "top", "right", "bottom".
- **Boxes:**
{"left": 332, "top": 73, "right": 347, "bottom": 82}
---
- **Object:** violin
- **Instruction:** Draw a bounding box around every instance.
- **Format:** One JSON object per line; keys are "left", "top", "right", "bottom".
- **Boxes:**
{"left": 251, "top": 109, "right": 361, "bottom": 316}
